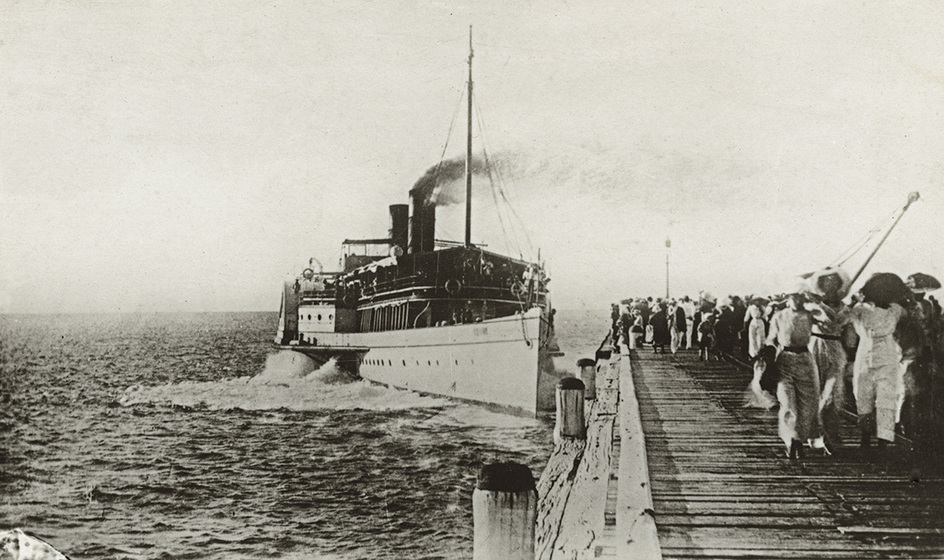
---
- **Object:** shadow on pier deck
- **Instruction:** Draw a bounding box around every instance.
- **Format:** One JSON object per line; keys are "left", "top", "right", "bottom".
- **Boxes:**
{"left": 537, "top": 345, "right": 944, "bottom": 559}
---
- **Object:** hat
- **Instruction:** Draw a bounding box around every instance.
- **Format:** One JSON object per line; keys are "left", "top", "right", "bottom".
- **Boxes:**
{"left": 782, "top": 276, "right": 812, "bottom": 297}
{"left": 809, "top": 267, "right": 852, "bottom": 300}
{"left": 861, "top": 272, "right": 912, "bottom": 308}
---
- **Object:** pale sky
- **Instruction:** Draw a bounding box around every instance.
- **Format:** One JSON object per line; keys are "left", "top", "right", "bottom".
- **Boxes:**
{"left": 2, "top": 1, "right": 943, "bottom": 313}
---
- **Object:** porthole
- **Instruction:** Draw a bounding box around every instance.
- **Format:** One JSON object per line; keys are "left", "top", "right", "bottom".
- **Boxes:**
{"left": 388, "top": 360, "right": 392, "bottom": 366}
{"left": 329, "top": 314, "right": 334, "bottom": 320}
{"left": 318, "top": 314, "right": 322, "bottom": 321}
{"left": 308, "top": 314, "right": 312, "bottom": 321}
{"left": 436, "top": 360, "right": 440, "bottom": 366}
{"left": 402, "top": 360, "right": 406, "bottom": 366}
{"left": 427, "top": 360, "right": 431, "bottom": 366}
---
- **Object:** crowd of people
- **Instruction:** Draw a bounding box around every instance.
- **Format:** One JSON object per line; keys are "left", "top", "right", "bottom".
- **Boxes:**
{"left": 611, "top": 269, "right": 944, "bottom": 461}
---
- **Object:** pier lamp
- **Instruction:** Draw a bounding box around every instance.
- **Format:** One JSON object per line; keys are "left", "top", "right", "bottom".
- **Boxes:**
{"left": 665, "top": 237, "right": 671, "bottom": 299}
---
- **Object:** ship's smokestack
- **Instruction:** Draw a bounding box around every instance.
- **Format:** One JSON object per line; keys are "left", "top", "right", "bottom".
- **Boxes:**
{"left": 389, "top": 204, "right": 408, "bottom": 254}
{"left": 409, "top": 189, "right": 435, "bottom": 254}
{"left": 407, "top": 156, "right": 490, "bottom": 253}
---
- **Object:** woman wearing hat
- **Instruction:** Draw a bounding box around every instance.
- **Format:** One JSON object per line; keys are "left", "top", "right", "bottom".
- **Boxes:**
{"left": 766, "top": 291, "right": 821, "bottom": 460}
{"left": 808, "top": 268, "right": 853, "bottom": 455}
{"left": 850, "top": 273, "right": 910, "bottom": 450}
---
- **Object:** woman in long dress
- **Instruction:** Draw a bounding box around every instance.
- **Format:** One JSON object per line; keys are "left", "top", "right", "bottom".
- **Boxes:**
{"left": 650, "top": 304, "right": 671, "bottom": 354}
{"left": 746, "top": 302, "right": 767, "bottom": 359}
{"left": 850, "top": 300, "right": 905, "bottom": 447}
{"left": 767, "top": 293, "right": 820, "bottom": 460}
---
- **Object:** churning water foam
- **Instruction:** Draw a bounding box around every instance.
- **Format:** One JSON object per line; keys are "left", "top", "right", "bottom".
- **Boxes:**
{"left": 119, "top": 350, "right": 450, "bottom": 412}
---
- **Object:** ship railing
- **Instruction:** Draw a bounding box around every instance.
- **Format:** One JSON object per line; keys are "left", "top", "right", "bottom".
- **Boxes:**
{"left": 299, "top": 288, "right": 337, "bottom": 301}
{"left": 356, "top": 286, "right": 548, "bottom": 310}
{"left": 363, "top": 281, "right": 546, "bottom": 300}
{"left": 365, "top": 275, "right": 544, "bottom": 296}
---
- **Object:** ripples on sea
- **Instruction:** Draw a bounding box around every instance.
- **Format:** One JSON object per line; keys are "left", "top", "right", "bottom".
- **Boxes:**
{"left": 0, "top": 309, "right": 608, "bottom": 559}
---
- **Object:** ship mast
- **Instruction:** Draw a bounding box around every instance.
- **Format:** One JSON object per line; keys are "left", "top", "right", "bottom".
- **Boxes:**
{"left": 464, "top": 26, "right": 473, "bottom": 247}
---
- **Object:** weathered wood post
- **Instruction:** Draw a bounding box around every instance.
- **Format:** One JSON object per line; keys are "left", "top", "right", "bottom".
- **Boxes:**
{"left": 473, "top": 462, "right": 537, "bottom": 560}
{"left": 554, "top": 377, "right": 586, "bottom": 444}
{"left": 577, "top": 358, "right": 597, "bottom": 400}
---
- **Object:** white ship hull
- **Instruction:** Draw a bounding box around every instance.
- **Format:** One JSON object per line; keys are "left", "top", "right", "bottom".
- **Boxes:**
{"left": 281, "top": 308, "right": 560, "bottom": 415}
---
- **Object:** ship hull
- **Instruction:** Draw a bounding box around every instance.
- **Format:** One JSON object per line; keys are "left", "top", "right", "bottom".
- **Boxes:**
{"left": 279, "top": 308, "right": 559, "bottom": 415}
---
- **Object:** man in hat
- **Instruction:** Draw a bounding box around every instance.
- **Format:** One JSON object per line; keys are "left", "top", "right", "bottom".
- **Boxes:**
{"left": 766, "top": 290, "right": 821, "bottom": 460}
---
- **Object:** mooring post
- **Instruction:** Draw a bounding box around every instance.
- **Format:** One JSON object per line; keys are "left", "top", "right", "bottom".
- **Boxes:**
{"left": 554, "top": 377, "right": 586, "bottom": 444}
{"left": 577, "top": 358, "right": 597, "bottom": 400}
{"left": 473, "top": 462, "right": 537, "bottom": 560}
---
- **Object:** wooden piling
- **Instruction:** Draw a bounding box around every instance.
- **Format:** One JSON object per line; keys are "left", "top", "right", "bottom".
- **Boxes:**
{"left": 554, "top": 377, "right": 586, "bottom": 444}
{"left": 473, "top": 462, "right": 537, "bottom": 560}
{"left": 576, "top": 358, "right": 597, "bottom": 400}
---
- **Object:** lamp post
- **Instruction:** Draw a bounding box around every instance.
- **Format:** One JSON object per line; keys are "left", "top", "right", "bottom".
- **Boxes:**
{"left": 665, "top": 237, "right": 671, "bottom": 299}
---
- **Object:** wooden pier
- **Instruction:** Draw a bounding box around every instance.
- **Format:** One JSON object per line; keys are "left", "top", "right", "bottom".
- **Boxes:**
{"left": 534, "top": 343, "right": 944, "bottom": 559}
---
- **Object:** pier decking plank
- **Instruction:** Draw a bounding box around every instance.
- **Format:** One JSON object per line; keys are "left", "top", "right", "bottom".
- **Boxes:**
{"left": 630, "top": 348, "right": 944, "bottom": 559}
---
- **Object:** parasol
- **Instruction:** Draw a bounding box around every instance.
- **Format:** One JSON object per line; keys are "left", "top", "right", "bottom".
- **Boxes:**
{"left": 906, "top": 272, "right": 941, "bottom": 293}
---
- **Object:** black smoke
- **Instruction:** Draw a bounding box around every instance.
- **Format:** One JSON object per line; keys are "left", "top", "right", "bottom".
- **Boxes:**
{"left": 410, "top": 155, "right": 488, "bottom": 207}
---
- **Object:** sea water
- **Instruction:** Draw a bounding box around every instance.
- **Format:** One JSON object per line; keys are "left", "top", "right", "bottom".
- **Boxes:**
{"left": 0, "top": 308, "right": 609, "bottom": 559}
